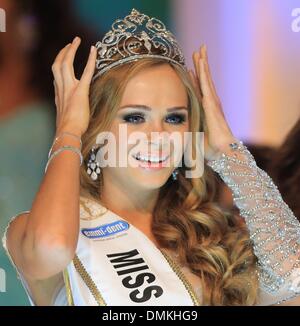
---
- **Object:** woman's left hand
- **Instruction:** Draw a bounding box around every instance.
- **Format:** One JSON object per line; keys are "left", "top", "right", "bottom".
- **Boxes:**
{"left": 189, "top": 45, "right": 238, "bottom": 161}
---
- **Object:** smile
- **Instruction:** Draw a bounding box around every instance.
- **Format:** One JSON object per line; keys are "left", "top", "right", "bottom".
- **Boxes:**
{"left": 132, "top": 152, "right": 170, "bottom": 170}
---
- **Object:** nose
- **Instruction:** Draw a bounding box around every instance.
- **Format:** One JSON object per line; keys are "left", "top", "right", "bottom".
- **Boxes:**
{"left": 148, "top": 118, "right": 165, "bottom": 133}
{"left": 144, "top": 122, "right": 170, "bottom": 148}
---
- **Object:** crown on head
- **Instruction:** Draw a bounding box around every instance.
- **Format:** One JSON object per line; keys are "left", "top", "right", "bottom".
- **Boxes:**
{"left": 92, "top": 8, "right": 187, "bottom": 82}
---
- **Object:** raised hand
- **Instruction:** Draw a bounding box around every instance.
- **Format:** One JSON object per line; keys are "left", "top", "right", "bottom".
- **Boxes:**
{"left": 52, "top": 36, "right": 97, "bottom": 138}
{"left": 190, "top": 45, "right": 237, "bottom": 161}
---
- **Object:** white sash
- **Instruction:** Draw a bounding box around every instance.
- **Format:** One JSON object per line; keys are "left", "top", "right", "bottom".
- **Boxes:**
{"left": 65, "top": 197, "right": 198, "bottom": 306}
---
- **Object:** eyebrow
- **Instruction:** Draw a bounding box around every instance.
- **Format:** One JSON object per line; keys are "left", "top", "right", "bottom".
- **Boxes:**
{"left": 119, "top": 104, "right": 188, "bottom": 112}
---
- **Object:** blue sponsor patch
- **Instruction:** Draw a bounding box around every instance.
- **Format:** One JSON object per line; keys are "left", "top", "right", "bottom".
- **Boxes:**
{"left": 81, "top": 220, "right": 129, "bottom": 239}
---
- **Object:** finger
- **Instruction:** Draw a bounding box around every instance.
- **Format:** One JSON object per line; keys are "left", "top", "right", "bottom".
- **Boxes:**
{"left": 188, "top": 69, "right": 202, "bottom": 101}
{"left": 61, "top": 36, "right": 82, "bottom": 85}
{"left": 190, "top": 52, "right": 200, "bottom": 86}
{"left": 198, "top": 45, "right": 217, "bottom": 101}
{"left": 202, "top": 53, "right": 225, "bottom": 120}
{"left": 53, "top": 79, "right": 63, "bottom": 111}
{"left": 52, "top": 43, "right": 71, "bottom": 66}
{"left": 199, "top": 46, "right": 231, "bottom": 138}
{"left": 200, "top": 55, "right": 227, "bottom": 120}
{"left": 192, "top": 51, "right": 201, "bottom": 82}
{"left": 52, "top": 43, "right": 71, "bottom": 83}
{"left": 198, "top": 57, "right": 213, "bottom": 99}
{"left": 78, "top": 45, "right": 97, "bottom": 89}
{"left": 193, "top": 46, "right": 209, "bottom": 97}
{"left": 53, "top": 80, "right": 59, "bottom": 109}
{"left": 192, "top": 51, "right": 205, "bottom": 99}
{"left": 52, "top": 43, "right": 71, "bottom": 99}
{"left": 201, "top": 45, "right": 219, "bottom": 101}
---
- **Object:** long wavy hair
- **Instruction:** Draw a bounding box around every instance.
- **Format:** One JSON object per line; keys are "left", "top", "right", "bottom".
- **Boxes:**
{"left": 79, "top": 58, "right": 259, "bottom": 305}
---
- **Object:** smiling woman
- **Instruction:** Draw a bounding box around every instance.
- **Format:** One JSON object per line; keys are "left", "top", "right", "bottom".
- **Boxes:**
{"left": 2, "top": 8, "right": 300, "bottom": 306}
{"left": 90, "top": 61, "right": 191, "bottom": 191}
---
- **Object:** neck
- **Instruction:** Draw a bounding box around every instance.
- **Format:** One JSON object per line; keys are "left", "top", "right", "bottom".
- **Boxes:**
{"left": 99, "top": 172, "right": 160, "bottom": 226}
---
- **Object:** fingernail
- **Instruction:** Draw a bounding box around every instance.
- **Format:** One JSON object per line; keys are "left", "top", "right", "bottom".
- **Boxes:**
{"left": 90, "top": 45, "right": 95, "bottom": 53}
{"left": 73, "top": 36, "right": 79, "bottom": 43}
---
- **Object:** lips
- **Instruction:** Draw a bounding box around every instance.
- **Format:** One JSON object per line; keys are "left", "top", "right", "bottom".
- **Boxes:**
{"left": 131, "top": 152, "right": 171, "bottom": 170}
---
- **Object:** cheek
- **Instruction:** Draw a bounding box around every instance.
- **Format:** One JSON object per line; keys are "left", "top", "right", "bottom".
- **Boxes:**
{"left": 106, "top": 124, "right": 143, "bottom": 166}
{"left": 176, "top": 124, "right": 190, "bottom": 149}
{"left": 171, "top": 125, "right": 190, "bottom": 165}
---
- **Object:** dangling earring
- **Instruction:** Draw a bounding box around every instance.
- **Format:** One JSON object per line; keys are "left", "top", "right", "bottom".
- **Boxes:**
{"left": 172, "top": 168, "right": 179, "bottom": 181}
{"left": 86, "top": 146, "right": 101, "bottom": 181}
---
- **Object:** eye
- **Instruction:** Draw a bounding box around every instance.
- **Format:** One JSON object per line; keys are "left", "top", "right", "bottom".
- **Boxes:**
{"left": 165, "top": 114, "right": 187, "bottom": 124}
{"left": 122, "top": 113, "right": 146, "bottom": 124}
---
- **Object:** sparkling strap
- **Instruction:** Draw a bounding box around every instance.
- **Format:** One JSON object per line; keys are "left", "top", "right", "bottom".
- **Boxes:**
{"left": 48, "top": 132, "right": 82, "bottom": 159}
{"left": 44, "top": 145, "right": 83, "bottom": 173}
{"left": 206, "top": 139, "right": 300, "bottom": 302}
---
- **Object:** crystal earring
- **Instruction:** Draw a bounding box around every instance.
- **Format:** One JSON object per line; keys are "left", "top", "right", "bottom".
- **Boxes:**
{"left": 86, "top": 146, "right": 101, "bottom": 181}
{"left": 172, "top": 168, "right": 179, "bottom": 181}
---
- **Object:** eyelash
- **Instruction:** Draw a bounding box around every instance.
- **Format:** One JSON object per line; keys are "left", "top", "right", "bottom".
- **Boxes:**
{"left": 122, "top": 112, "right": 187, "bottom": 125}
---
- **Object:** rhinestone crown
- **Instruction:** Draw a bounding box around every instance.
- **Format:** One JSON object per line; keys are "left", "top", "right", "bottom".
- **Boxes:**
{"left": 92, "top": 8, "right": 187, "bottom": 81}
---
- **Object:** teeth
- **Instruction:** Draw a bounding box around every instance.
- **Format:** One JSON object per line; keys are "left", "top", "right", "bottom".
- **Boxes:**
{"left": 134, "top": 153, "right": 168, "bottom": 163}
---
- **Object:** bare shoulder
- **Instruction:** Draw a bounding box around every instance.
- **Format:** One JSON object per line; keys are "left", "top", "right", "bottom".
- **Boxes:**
{"left": 5, "top": 212, "right": 65, "bottom": 306}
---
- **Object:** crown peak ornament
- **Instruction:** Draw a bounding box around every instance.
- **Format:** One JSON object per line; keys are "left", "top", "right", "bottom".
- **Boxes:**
{"left": 92, "top": 8, "right": 187, "bottom": 82}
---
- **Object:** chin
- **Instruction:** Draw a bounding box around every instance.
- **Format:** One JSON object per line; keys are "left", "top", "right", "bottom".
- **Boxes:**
{"left": 131, "top": 171, "right": 171, "bottom": 190}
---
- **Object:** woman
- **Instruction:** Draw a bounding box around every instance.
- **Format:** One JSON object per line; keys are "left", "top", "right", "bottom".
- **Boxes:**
{"left": 2, "top": 9, "right": 300, "bottom": 306}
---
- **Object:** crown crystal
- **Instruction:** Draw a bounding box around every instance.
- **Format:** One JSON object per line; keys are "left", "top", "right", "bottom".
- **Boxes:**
{"left": 92, "top": 8, "right": 187, "bottom": 81}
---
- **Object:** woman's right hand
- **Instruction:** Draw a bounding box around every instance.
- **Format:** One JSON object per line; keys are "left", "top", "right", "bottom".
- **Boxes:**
{"left": 52, "top": 36, "right": 97, "bottom": 137}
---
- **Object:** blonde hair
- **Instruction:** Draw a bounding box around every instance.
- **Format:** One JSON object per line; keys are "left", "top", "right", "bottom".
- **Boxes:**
{"left": 79, "top": 58, "right": 259, "bottom": 305}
